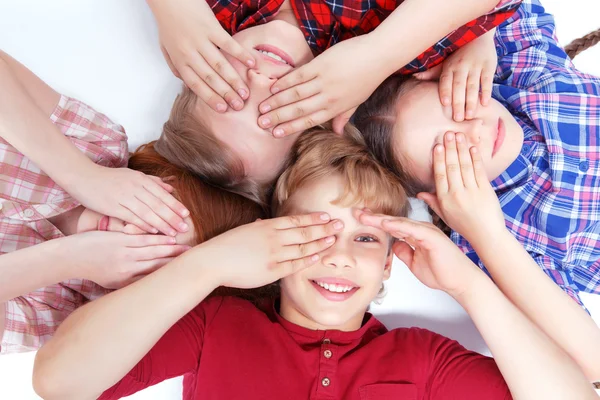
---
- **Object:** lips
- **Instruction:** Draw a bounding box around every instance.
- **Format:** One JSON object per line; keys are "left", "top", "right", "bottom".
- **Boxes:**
{"left": 492, "top": 117, "right": 506, "bottom": 157}
{"left": 310, "top": 278, "right": 359, "bottom": 302}
{"left": 97, "top": 215, "right": 109, "bottom": 231}
{"left": 254, "top": 44, "right": 295, "bottom": 67}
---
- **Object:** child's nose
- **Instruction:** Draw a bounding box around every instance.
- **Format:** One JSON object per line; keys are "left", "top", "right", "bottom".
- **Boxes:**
{"left": 321, "top": 243, "right": 356, "bottom": 269}
{"left": 463, "top": 119, "right": 483, "bottom": 146}
{"left": 247, "top": 69, "right": 276, "bottom": 90}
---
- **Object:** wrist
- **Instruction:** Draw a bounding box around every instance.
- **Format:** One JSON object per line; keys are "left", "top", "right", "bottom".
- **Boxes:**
{"left": 170, "top": 245, "right": 223, "bottom": 291}
{"left": 450, "top": 270, "right": 493, "bottom": 309}
{"left": 468, "top": 226, "right": 511, "bottom": 254}
{"left": 42, "top": 238, "right": 78, "bottom": 281}
{"left": 361, "top": 32, "right": 400, "bottom": 81}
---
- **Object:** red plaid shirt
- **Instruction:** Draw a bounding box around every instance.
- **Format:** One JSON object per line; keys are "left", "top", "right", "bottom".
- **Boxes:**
{"left": 0, "top": 95, "right": 128, "bottom": 354}
{"left": 209, "top": 0, "right": 522, "bottom": 73}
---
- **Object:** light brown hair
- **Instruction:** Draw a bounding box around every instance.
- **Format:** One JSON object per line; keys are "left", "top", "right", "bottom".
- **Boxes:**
{"left": 272, "top": 124, "right": 410, "bottom": 219}
{"left": 128, "top": 141, "right": 265, "bottom": 245}
{"left": 154, "top": 86, "right": 267, "bottom": 206}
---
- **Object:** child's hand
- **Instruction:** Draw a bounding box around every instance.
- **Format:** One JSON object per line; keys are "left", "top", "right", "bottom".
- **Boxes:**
{"left": 257, "top": 36, "right": 388, "bottom": 137}
{"left": 67, "top": 165, "right": 190, "bottom": 237}
{"left": 149, "top": 0, "right": 255, "bottom": 112}
{"left": 64, "top": 231, "right": 191, "bottom": 289}
{"left": 415, "top": 28, "right": 497, "bottom": 121}
{"left": 357, "top": 211, "right": 481, "bottom": 299}
{"left": 417, "top": 132, "right": 505, "bottom": 242}
{"left": 199, "top": 213, "right": 342, "bottom": 289}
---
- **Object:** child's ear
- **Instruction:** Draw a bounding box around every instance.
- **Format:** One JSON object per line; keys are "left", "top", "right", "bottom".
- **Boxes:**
{"left": 383, "top": 252, "right": 393, "bottom": 281}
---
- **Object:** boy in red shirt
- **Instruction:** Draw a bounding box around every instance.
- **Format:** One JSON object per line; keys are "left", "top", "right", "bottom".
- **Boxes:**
{"left": 33, "top": 126, "right": 597, "bottom": 399}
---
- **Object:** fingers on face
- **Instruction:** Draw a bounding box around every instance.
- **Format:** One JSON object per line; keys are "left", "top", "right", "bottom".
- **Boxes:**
{"left": 465, "top": 73, "right": 480, "bottom": 120}
{"left": 470, "top": 146, "right": 488, "bottom": 186}
{"left": 480, "top": 66, "right": 494, "bottom": 106}
{"left": 259, "top": 94, "right": 324, "bottom": 135}
{"left": 272, "top": 109, "right": 330, "bottom": 137}
{"left": 120, "top": 209, "right": 156, "bottom": 234}
{"left": 443, "top": 132, "right": 465, "bottom": 191}
{"left": 179, "top": 65, "right": 228, "bottom": 113}
{"left": 451, "top": 69, "right": 468, "bottom": 122}
{"left": 259, "top": 81, "right": 320, "bottom": 116}
{"left": 274, "top": 212, "right": 331, "bottom": 230}
{"left": 439, "top": 71, "right": 453, "bottom": 107}
{"left": 455, "top": 133, "right": 477, "bottom": 188}
{"left": 278, "top": 235, "right": 336, "bottom": 265}
{"left": 201, "top": 46, "right": 249, "bottom": 108}
{"left": 142, "top": 182, "right": 190, "bottom": 226}
{"left": 128, "top": 194, "right": 178, "bottom": 237}
{"left": 270, "top": 66, "right": 314, "bottom": 94}
{"left": 213, "top": 31, "right": 255, "bottom": 69}
{"left": 280, "top": 219, "right": 344, "bottom": 246}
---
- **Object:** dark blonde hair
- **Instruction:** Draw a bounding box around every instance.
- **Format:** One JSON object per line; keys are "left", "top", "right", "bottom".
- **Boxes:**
{"left": 273, "top": 124, "right": 409, "bottom": 219}
{"left": 154, "top": 86, "right": 267, "bottom": 206}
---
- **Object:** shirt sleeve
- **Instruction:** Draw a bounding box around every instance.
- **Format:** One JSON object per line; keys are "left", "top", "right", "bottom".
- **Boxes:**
{"left": 1, "top": 281, "right": 104, "bottom": 354}
{"left": 416, "top": 329, "right": 512, "bottom": 399}
{"left": 530, "top": 254, "right": 587, "bottom": 309}
{"left": 98, "top": 297, "right": 224, "bottom": 400}
{"left": 494, "top": 0, "right": 600, "bottom": 92}
{"left": 50, "top": 95, "right": 128, "bottom": 169}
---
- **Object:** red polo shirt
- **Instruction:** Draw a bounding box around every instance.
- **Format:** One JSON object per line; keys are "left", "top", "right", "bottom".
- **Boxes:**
{"left": 99, "top": 296, "right": 511, "bottom": 399}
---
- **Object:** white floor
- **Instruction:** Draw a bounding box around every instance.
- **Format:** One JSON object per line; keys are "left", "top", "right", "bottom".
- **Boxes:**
{"left": 0, "top": 1, "right": 599, "bottom": 399}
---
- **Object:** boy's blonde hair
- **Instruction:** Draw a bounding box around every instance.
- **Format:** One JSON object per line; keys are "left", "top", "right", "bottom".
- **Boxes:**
{"left": 272, "top": 124, "right": 410, "bottom": 219}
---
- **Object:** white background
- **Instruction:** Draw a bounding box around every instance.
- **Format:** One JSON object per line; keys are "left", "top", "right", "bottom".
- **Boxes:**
{"left": 0, "top": 1, "right": 599, "bottom": 399}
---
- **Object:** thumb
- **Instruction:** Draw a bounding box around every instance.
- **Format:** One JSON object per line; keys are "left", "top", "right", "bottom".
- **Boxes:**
{"left": 417, "top": 192, "right": 442, "bottom": 218}
{"left": 392, "top": 240, "right": 414, "bottom": 268}
{"left": 414, "top": 64, "right": 442, "bottom": 81}
{"left": 160, "top": 45, "right": 181, "bottom": 79}
{"left": 332, "top": 107, "right": 356, "bottom": 135}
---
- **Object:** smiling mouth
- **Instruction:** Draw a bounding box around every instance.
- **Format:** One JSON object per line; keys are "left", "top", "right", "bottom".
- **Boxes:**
{"left": 310, "top": 279, "right": 360, "bottom": 302}
{"left": 254, "top": 44, "right": 295, "bottom": 67}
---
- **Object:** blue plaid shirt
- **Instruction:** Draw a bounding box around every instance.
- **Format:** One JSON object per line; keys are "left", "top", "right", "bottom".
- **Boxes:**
{"left": 451, "top": 0, "right": 600, "bottom": 306}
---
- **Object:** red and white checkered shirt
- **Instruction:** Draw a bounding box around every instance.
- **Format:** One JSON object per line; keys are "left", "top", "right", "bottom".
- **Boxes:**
{"left": 0, "top": 95, "right": 128, "bottom": 354}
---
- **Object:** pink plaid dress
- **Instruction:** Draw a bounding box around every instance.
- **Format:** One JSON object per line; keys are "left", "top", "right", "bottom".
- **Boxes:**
{"left": 0, "top": 95, "right": 128, "bottom": 354}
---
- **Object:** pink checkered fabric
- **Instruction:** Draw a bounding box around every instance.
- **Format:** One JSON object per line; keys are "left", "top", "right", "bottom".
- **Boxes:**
{"left": 0, "top": 95, "right": 127, "bottom": 354}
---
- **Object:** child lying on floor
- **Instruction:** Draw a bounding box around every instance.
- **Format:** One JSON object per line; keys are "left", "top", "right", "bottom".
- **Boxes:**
{"left": 356, "top": 0, "right": 600, "bottom": 366}
{"left": 33, "top": 126, "right": 599, "bottom": 399}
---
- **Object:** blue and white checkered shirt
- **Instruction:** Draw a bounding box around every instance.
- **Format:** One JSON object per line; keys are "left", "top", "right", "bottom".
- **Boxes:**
{"left": 451, "top": 0, "right": 600, "bottom": 306}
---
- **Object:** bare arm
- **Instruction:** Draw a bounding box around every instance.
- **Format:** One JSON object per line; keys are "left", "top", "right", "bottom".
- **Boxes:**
{"left": 368, "top": 0, "right": 504, "bottom": 78}
{"left": 470, "top": 230, "right": 600, "bottom": 381}
{"left": 0, "top": 51, "right": 97, "bottom": 189}
{"left": 0, "top": 50, "right": 189, "bottom": 235}
{"left": 456, "top": 271, "right": 597, "bottom": 399}
{"left": 33, "top": 248, "right": 218, "bottom": 400}
{"left": 0, "top": 239, "right": 73, "bottom": 304}
{"left": 33, "top": 213, "right": 338, "bottom": 399}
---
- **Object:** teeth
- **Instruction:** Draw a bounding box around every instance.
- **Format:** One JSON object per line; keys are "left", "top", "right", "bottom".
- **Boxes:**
{"left": 258, "top": 50, "right": 288, "bottom": 64}
{"left": 315, "top": 281, "right": 354, "bottom": 293}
